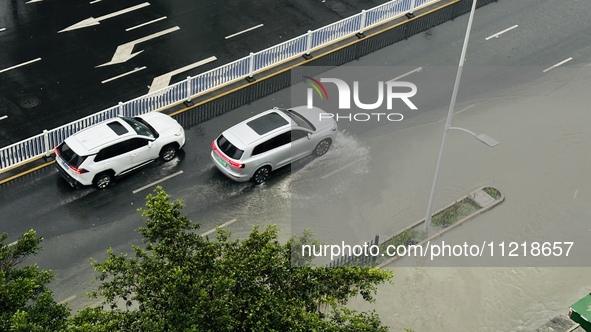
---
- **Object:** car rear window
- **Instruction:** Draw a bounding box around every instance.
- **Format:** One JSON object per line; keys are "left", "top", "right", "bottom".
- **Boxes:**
{"left": 246, "top": 112, "right": 289, "bottom": 135}
{"left": 217, "top": 135, "right": 243, "bottom": 160}
{"left": 58, "top": 142, "right": 87, "bottom": 168}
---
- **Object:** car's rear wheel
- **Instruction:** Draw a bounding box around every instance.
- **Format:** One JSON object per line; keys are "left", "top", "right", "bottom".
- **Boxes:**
{"left": 313, "top": 139, "right": 332, "bottom": 157}
{"left": 160, "top": 144, "right": 178, "bottom": 162}
{"left": 251, "top": 166, "right": 271, "bottom": 184}
{"left": 93, "top": 172, "right": 113, "bottom": 189}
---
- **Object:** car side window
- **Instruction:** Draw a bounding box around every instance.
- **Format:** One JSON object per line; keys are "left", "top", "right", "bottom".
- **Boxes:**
{"left": 95, "top": 139, "right": 148, "bottom": 162}
{"left": 291, "top": 129, "right": 308, "bottom": 142}
{"left": 252, "top": 132, "right": 291, "bottom": 156}
{"left": 126, "top": 138, "right": 150, "bottom": 151}
{"left": 95, "top": 143, "right": 123, "bottom": 162}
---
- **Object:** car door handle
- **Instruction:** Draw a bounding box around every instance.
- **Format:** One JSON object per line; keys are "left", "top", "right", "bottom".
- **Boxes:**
{"left": 132, "top": 153, "right": 139, "bottom": 157}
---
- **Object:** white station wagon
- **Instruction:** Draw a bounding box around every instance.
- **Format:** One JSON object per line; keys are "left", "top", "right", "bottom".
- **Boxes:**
{"left": 211, "top": 106, "right": 337, "bottom": 184}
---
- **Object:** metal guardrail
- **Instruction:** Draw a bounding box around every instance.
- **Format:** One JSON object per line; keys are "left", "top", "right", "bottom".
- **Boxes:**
{"left": 0, "top": 0, "right": 436, "bottom": 172}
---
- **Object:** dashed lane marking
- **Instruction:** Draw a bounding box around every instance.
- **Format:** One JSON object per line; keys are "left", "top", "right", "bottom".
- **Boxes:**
{"left": 200, "top": 219, "right": 238, "bottom": 237}
{"left": 132, "top": 170, "right": 183, "bottom": 194}
{"left": 543, "top": 57, "right": 573, "bottom": 73}
{"left": 126, "top": 16, "right": 167, "bottom": 31}
{"left": 485, "top": 25, "right": 518, "bottom": 40}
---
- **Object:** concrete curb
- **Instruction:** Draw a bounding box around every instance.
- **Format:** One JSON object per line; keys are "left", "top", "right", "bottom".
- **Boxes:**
{"left": 376, "top": 186, "right": 505, "bottom": 268}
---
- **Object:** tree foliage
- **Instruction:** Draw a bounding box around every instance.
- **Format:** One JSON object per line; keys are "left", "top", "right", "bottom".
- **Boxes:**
{"left": 74, "top": 186, "right": 393, "bottom": 331}
{"left": 0, "top": 230, "right": 69, "bottom": 332}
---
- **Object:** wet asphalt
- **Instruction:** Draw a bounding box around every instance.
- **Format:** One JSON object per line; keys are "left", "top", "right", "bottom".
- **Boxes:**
{"left": 0, "top": 0, "right": 390, "bottom": 146}
{"left": 1, "top": 0, "right": 590, "bottom": 320}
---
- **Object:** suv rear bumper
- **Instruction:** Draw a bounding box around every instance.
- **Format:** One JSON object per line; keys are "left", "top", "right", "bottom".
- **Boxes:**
{"left": 55, "top": 163, "right": 83, "bottom": 188}
{"left": 210, "top": 151, "right": 250, "bottom": 182}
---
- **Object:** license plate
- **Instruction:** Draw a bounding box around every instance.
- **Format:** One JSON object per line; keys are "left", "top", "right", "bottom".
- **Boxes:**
{"left": 58, "top": 158, "right": 69, "bottom": 170}
{"left": 215, "top": 154, "right": 227, "bottom": 167}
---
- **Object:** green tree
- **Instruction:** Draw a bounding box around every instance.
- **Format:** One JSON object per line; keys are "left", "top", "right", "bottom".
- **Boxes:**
{"left": 0, "top": 230, "right": 69, "bottom": 332}
{"left": 73, "top": 186, "right": 392, "bottom": 331}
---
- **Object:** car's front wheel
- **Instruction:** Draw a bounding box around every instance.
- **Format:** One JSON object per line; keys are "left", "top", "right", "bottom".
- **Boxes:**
{"left": 313, "top": 139, "right": 332, "bottom": 157}
{"left": 93, "top": 172, "right": 113, "bottom": 189}
{"left": 251, "top": 166, "right": 271, "bottom": 184}
{"left": 160, "top": 144, "right": 178, "bottom": 162}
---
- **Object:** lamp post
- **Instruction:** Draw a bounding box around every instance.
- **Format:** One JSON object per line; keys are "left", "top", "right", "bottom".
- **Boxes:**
{"left": 423, "top": 0, "right": 494, "bottom": 233}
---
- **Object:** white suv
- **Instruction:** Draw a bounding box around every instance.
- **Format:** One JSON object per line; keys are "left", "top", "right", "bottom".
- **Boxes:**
{"left": 54, "top": 112, "right": 185, "bottom": 189}
{"left": 211, "top": 106, "right": 337, "bottom": 184}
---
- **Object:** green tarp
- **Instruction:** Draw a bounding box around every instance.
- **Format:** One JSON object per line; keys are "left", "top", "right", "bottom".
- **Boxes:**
{"left": 569, "top": 293, "right": 591, "bottom": 331}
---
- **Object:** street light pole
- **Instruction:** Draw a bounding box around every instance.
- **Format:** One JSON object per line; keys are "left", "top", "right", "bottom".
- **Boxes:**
{"left": 423, "top": 0, "right": 478, "bottom": 233}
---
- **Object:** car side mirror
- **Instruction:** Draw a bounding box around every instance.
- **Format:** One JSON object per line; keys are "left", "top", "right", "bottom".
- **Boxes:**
{"left": 148, "top": 141, "right": 153, "bottom": 148}
{"left": 307, "top": 133, "right": 312, "bottom": 140}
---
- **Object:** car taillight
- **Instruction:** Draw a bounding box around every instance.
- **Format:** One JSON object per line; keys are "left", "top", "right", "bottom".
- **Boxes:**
{"left": 211, "top": 141, "right": 244, "bottom": 169}
{"left": 228, "top": 159, "right": 244, "bottom": 169}
{"left": 53, "top": 147, "right": 59, "bottom": 156}
{"left": 69, "top": 165, "right": 88, "bottom": 174}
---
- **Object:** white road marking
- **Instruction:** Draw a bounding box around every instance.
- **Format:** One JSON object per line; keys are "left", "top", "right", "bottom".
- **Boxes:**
{"left": 574, "top": 190, "right": 578, "bottom": 199}
{"left": 225, "top": 24, "right": 264, "bottom": 39}
{"left": 97, "top": 26, "right": 180, "bottom": 67}
{"left": 485, "top": 25, "right": 518, "bottom": 40}
{"left": 437, "top": 104, "right": 476, "bottom": 123}
{"left": 126, "top": 16, "right": 167, "bottom": 31}
{"left": 148, "top": 56, "right": 217, "bottom": 93}
{"left": 201, "top": 219, "right": 237, "bottom": 237}
{"left": 543, "top": 57, "right": 573, "bottom": 73}
{"left": 26, "top": 0, "right": 43, "bottom": 3}
{"left": 58, "top": 295, "right": 76, "bottom": 304}
{"left": 0, "top": 115, "right": 7, "bottom": 120}
{"left": 132, "top": 170, "right": 183, "bottom": 194}
{"left": 455, "top": 104, "right": 475, "bottom": 115}
{"left": 102, "top": 66, "right": 146, "bottom": 84}
{"left": 0, "top": 57, "right": 42, "bottom": 74}
{"left": 321, "top": 158, "right": 364, "bottom": 179}
{"left": 0, "top": 28, "right": 6, "bottom": 32}
{"left": 7, "top": 240, "right": 18, "bottom": 247}
{"left": 59, "top": 2, "right": 150, "bottom": 33}
{"left": 89, "top": 0, "right": 101, "bottom": 3}
{"left": 387, "top": 67, "right": 422, "bottom": 82}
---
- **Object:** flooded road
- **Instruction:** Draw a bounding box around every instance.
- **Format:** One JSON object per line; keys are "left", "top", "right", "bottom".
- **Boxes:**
{"left": 345, "top": 65, "right": 591, "bottom": 331}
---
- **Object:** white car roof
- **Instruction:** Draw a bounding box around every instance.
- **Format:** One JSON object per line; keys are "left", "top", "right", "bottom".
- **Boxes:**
{"left": 223, "top": 109, "right": 292, "bottom": 147}
{"left": 65, "top": 118, "right": 135, "bottom": 155}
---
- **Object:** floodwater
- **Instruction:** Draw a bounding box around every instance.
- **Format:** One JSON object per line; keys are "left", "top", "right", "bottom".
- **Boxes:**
{"left": 219, "top": 65, "right": 591, "bottom": 330}
{"left": 344, "top": 66, "right": 591, "bottom": 331}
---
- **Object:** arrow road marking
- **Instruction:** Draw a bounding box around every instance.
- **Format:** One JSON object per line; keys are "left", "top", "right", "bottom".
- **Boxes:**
{"left": 96, "top": 26, "right": 180, "bottom": 67}
{"left": 59, "top": 2, "right": 150, "bottom": 33}
{"left": 148, "top": 56, "right": 217, "bottom": 93}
